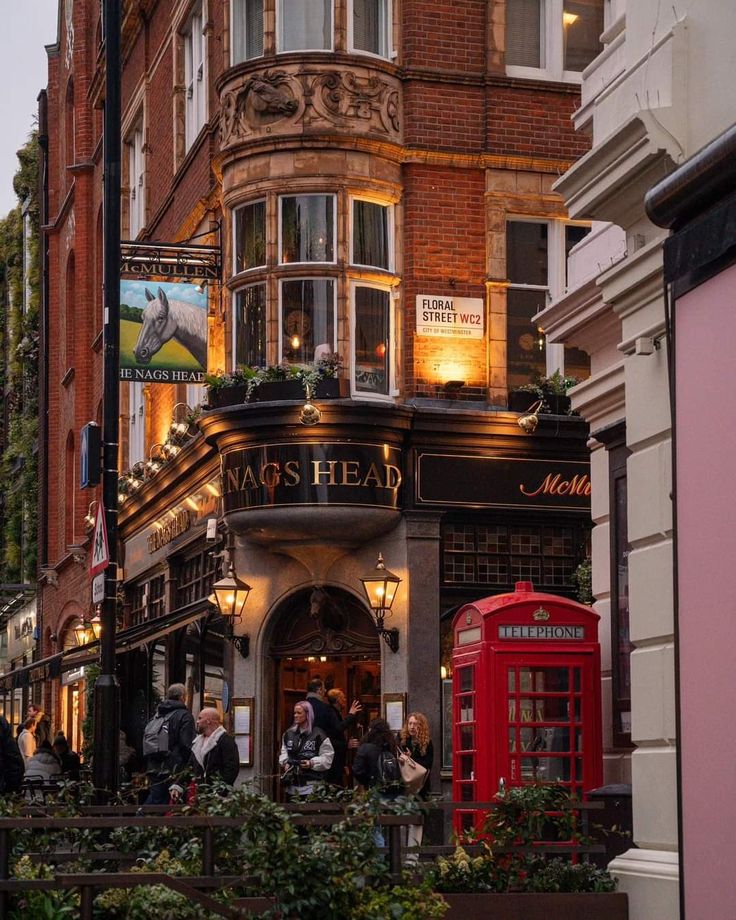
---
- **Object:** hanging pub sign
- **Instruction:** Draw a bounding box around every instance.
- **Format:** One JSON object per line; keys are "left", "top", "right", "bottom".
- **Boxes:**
{"left": 119, "top": 239, "right": 221, "bottom": 383}
{"left": 119, "top": 279, "right": 208, "bottom": 383}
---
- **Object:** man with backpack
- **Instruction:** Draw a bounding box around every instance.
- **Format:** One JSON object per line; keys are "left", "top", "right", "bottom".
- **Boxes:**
{"left": 0, "top": 716, "right": 25, "bottom": 795}
{"left": 142, "top": 683, "right": 195, "bottom": 804}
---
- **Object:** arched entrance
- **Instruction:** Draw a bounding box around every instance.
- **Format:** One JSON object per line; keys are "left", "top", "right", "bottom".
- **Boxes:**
{"left": 268, "top": 586, "right": 381, "bottom": 779}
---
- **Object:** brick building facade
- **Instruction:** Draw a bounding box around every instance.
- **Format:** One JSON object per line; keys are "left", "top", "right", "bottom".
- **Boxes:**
{"left": 28, "top": 0, "right": 606, "bottom": 792}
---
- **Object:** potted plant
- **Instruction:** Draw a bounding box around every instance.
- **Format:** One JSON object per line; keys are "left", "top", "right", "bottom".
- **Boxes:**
{"left": 204, "top": 366, "right": 256, "bottom": 408}
{"left": 248, "top": 353, "right": 349, "bottom": 402}
{"left": 509, "top": 371, "right": 580, "bottom": 416}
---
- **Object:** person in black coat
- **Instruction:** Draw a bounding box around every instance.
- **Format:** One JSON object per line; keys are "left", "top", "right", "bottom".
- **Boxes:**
{"left": 353, "top": 719, "right": 403, "bottom": 848}
{"left": 398, "top": 712, "right": 434, "bottom": 862}
{"left": 325, "top": 688, "right": 362, "bottom": 786}
{"left": 144, "top": 683, "right": 196, "bottom": 804}
{"left": 0, "top": 716, "right": 25, "bottom": 794}
{"left": 189, "top": 708, "right": 239, "bottom": 786}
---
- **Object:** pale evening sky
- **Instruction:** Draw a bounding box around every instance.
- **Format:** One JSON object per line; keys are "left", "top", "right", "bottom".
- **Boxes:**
{"left": 0, "top": 0, "right": 59, "bottom": 216}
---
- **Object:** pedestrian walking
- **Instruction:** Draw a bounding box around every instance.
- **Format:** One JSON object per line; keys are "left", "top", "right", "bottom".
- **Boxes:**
{"left": 0, "top": 716, "right": 25, "bottom": 794}
{"left": 325, "top": 688, "right": 362, "bottom": 786}
{"left": 142, "top": 683, "right": 196, "bottom": 805}
{"left": 189, "top": 708, "right": 239, "bottom": 786}
{"left": 279, "top": 700, "right": 334, "bottom": 797}
{"left": 398, "top": 712, "right": 434, "bottom": 863}
{"left": 17, "top": 717, "right": 36, "bottom": 767}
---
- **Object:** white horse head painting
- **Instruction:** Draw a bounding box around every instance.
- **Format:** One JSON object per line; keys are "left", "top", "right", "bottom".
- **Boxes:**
{"left": 133, "top": 286, "right": 207, "bottom": 368}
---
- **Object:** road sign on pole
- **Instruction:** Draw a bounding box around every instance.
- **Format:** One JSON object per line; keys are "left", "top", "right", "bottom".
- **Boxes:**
{"left": 89, "top": 502, "right": 110, "bottom": 577}
{"left": 92, "top": 572, "right": 105, "bottom": 604}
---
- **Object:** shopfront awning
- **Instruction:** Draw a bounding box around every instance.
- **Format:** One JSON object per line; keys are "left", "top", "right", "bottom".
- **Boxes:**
{"left": 0, "top": 599, "right": 215, "bottom": 689}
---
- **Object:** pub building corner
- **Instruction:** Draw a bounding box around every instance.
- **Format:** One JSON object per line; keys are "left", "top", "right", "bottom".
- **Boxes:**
{"left": 116, "top": 400, "right": 591, "bottom": 795}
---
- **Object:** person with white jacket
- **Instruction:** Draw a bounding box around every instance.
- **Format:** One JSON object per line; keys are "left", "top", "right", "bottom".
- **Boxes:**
{"left": 279, "top": 700, "right": 334, "bottom": 797}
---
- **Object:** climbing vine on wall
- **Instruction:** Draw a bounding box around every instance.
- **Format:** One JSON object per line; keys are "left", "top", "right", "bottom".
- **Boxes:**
{"left": 0, "top": 133, "right": 40, "bottom": 584}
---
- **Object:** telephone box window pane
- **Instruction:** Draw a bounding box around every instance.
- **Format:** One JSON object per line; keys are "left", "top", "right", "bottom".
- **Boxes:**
{"left": 573, "top": 698, "right": 581, "bottom": 721}
{"left": 460, "top": 725, "right": 475, "bottom": 751}
{"left": 460, "top": 784, "right": 475, "bottom": 802}
{"left": 459, "top": 754, "right": 474, "bottom": 781}
{"left": 573, "top": 669, "right": 581, "bottom": 692}
{"left": 235, "top": 200, "right": 266, "bottom": 272}
{"left": 507, "top": 669, "right": 516, "bottom": 692}
{"left": 460, "top": 812, "right": 475, "bottom": 834}
{"left": 546, "top": 755, "right": 571, "bottom": 783}
{"left": 541, "top": 698, "right": 569, "bottom": 722}
{"left": 508, "top": 728, "right": 516, "bottom": 752}
{"left": 519, "top": 698, "right": 545, "bottom": 722}
{"left": 574, "top": 728, "right": 583, "bottom": 752}
{"left": 354, "top": 286, "right": 390, "bottom": 395}
{"left": 460, "top": 698, "right": 474, "bottom": 723}
{"left": 281, "top": 195, "right": 334, "bottom": 263}
{"left": 575, "top": 758, "right": 583, "bottom": 781}
{"left": 459, "top": 668, "right": 474, "bottom": 693}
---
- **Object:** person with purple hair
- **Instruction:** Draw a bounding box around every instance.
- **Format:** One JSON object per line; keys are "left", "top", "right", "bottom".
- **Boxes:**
{"left": 279, "top": 700, "right": 334, "bottom": 797}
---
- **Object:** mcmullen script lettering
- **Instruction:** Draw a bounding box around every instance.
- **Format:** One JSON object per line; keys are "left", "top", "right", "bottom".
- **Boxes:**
{"left": 519, "top": 472, "right": 592, "bottom": 499}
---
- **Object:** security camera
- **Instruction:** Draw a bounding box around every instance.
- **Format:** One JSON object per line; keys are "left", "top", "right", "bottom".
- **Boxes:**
{"left": 206, "top": 518, "right": 218, "bottom": 542}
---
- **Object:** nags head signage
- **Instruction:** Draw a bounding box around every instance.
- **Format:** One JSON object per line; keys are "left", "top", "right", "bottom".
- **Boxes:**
{"left": 222, "top": 443, "right": 402, "bottom": 513}
{"left": 416, "top": 453, "right": 591, "bottom": 511}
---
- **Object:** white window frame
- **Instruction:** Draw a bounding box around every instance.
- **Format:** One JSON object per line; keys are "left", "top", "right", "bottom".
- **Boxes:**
{"left": 507, "top": 217, "right": 590, "bottom": 375}
{"left": 128, "top": 382, "right": 145, "bottom": 466}
{"left": 505, "top": 0, "right": 601, "bottom": 83}
{"left": 348, "top": 0, "right": 392, "bottom": 60}
{"left": 232, "top": 281, "right": 268, "bottom": 369}
{"left": 127, "top": 120, "right": 145, "bottom": 239}
{"left": 232, "top": 198, "right": 267, "bottom": 276}
{"left": 183, "top": 1, "right": 207, "bottom": 151}
{"left": 350, "top": 280, "right": 395, "bottom": 402}
{"left": 277, "top": 276, "right": 338, "bottom": 363}
{"left": 186, "top": 383, "right": 204, "bottom": 410}
{"left": 278, "top": 193, "right": 337, "bottom": 266}
{"left": 350, "top": 197, "right": 394, "bottom": 271}
{"left": 230, "top": 0, "right": 264, "bottom": 65}
{"left": 277, "top": 0, "right": 334, "bottom": 53}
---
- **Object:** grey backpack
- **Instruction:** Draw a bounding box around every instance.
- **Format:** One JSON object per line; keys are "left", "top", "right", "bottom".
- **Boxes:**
{"left": 142, "top": 712, "right": 174, "bottom": 759}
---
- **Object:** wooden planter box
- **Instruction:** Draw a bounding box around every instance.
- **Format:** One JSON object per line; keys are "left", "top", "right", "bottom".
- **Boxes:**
{"left": 205, "top": 384, "right": 248, "bottom": 408}
{"left": 508, "top": 390, "right": 541, "bottom": 413}
{"left": 541, "top": 394, "right": 572, "bottom": 415}
{"left": 249, "top": 377, "right": 350, "bottom": 402}
{"left": 442, "top": 892, "right": 628, "bottom": 919}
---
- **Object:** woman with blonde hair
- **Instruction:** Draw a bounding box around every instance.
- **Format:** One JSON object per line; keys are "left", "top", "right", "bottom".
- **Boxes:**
{"left": 398, "top": 712, "right": 433, "bottom": 863}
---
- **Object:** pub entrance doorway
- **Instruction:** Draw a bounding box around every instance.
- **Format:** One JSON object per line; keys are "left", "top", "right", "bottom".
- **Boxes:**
{"left": 269, "top": 586, "right": 381, "bottom": 785}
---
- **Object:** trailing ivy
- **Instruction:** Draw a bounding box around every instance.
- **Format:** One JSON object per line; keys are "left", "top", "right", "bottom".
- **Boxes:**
{"left": 0, "top": 132, "right": 40, "bottom": 584}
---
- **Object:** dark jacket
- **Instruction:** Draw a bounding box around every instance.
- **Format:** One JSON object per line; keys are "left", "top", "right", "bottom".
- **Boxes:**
{"left": 353, "top": 740, "right": 402, "bottom": 797}
{"left": 323, "top": 705, "right": 358, "bottom": 786}
{"left": 280, "top": 726, "right": 334, "bottom": 788}
{"left": 146, "top": 699, "right": 196, "bottom": 773}
{"left": 189, "top": 732, "right": 240, "bottom": 785}
{"left": 399, "top": 737, "right": 434, "bottom": 798}
{"left": 306, "top": 693, "right": 342, "bottom": 738}
{"left": 0, "top": 717, "right": 25, "bottom": 793}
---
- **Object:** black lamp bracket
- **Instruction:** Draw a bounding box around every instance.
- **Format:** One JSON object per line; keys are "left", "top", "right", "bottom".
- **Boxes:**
{"left": 380, "top": 627, "right": 399, "bottom": 653}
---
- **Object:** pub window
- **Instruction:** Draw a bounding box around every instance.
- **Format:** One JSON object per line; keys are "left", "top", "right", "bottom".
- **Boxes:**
{"left": 126, "top": 119, "right": 145, "bottom": 238}
{"left": 352, "top": 284, "right": 391, "bottom": 398}
{"left": 505, "top": 0, "right": 604, "bottom": 81}
{"left": 279, "top": 194, "right": 336, "bottom": 264}
{"left": 351, "top": 199, "right": 391, "bottom": 270}
{"left": 234, "top": 283, "right": 267, "bottom": 368}
{"left": 442, "top": 521, "right": 582, "bottom": 594}
{"left": 183, "top": 1, "right": 206, "bottom": 151}
{"left": 279, "top": 278, "right": 336, "bottom": 364}
{"left": 128, "top": 382, "right": 146, "bottom": 467}
{"left": 278, "top": 0, "right": 333, "bottom": 52}
{"left": 231, "top": 0, "right": 264, "bottom": 64}
{"left": 234, "top": 199, "right": 266, "bottom": 273}
{"left": 130, "top": 574, "right": 166, "bottom": 627}
{"left": 506, "top": 219, "right": 591, "bottom": 390}
{"left": 176, "top": 548, "right": 218, "bottom": 609}
{"left": 350, "top": 0, "right": 391, "bottom": 58}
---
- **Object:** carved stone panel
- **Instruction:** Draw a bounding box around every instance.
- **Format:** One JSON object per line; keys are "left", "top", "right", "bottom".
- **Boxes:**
{"left": 219, "top": 63, "right": 402, "bottom": 150}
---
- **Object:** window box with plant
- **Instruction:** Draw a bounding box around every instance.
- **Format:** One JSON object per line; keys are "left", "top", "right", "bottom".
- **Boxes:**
{"left": 509, "top": 370, "right": 580, "bottom": 416}
{"left": 205, "top": 354, "right": 348, "bottom": 408}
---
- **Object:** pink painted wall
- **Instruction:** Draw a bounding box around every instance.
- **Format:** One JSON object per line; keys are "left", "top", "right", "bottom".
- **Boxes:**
{"left": 676, "top": 261, "right": 736, "bottom": 919}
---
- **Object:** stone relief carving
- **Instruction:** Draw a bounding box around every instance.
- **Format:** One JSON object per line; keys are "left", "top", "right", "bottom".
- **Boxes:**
{"left": 220, "top": 67, "right": 401, "bottom": 148}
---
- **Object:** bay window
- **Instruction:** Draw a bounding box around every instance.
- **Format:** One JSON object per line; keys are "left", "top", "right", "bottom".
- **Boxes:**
{"left": 280, "top": 278, "right": 336, "bottom": 364}
{"left": 278, "top": 0, "right": 333, "bottom": 52}
{"left": 351, "top": 0, "right": 391, "bottom": 58}
{"left": 234, "top": 199, "right": 267, "bottom": 273}
{"left": 352, "top": 199, "right": 391, "bottom": 270}
{"left": 505, "top": 0, "right": 603, "bottom": 81}
{"left": 235, "top": 283, "right": 267, "bottom": 367}
{"left": 353, "top": 284, "right": 391, "bottom": 397}
{"left": 280, "top": 194, "right": 335, "bottom": 264}
{"left": 232, "top": 0, "right": 264, "bottom": 63}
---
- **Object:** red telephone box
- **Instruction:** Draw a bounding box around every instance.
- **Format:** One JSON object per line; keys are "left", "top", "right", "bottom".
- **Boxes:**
{"left": 452, "top": 581, "right": 602, "bottom": 834}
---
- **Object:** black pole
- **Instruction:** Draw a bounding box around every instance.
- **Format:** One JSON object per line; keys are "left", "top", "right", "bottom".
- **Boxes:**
{"left": 93, "top": 0, "right": 121, "bottom": 798}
